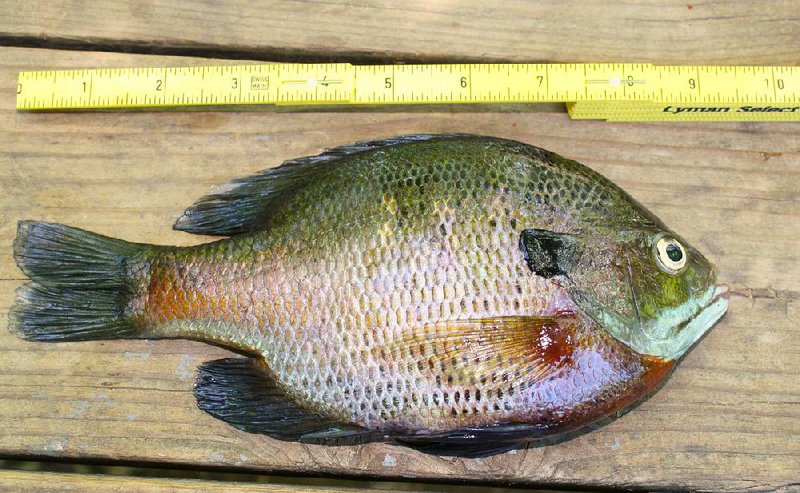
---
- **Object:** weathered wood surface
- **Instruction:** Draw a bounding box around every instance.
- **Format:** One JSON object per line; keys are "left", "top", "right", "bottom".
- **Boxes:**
{"left": 1, "top": 0, "right": 800, "bottom": 65}
{"left": 1, "top": 48, "right": 799, "bottom": 492}
{"left": 0, "top": 470, "right": 391, "bottom": 493}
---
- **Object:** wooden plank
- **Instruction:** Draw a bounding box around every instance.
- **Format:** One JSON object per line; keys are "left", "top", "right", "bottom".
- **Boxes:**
{"left": 1, "top": 47, "right": 798, "bottom": 491}
{"left": 1, "top": 1, "right": 800, "bottom": 65}
{"left": 0, "top": 470, "right": 390, "bottom": 493}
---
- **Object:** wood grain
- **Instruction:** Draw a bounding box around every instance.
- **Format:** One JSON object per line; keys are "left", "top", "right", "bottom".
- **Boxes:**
{"left": 1, "top": 1, "right": 800, "bottom": 65}
{"left": 1, "top": 48, "right": 799, "bottom": 492}
{"left": 0, "top": 470, "right": 393, "bottom": 493}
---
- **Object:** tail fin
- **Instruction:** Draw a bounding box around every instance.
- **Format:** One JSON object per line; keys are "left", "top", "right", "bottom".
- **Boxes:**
{"left": 10, "top": 221, "right": 142, "bottom": 342}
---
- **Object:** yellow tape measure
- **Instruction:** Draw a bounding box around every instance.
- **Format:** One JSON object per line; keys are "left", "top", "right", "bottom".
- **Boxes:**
{"left": 16, "top": 63, "right": 800, "bottom": 121}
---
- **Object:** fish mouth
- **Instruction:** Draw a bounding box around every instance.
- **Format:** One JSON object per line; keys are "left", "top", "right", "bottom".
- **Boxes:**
{"left": 660, "top": 284, "right": 729, "bottom": 360}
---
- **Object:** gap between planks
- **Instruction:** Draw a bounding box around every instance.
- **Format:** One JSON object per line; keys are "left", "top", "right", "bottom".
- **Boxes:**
{"left": 0, "top": 469, "right": 410, "bottom": 493}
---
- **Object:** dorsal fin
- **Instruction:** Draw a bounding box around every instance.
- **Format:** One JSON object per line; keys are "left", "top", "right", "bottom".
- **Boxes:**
{"left": 174, "top": 134, "right": 472, "bottom": 236}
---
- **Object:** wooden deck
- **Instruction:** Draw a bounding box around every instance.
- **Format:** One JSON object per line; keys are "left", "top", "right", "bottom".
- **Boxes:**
{"left": 1, "top": 2, "right": 799, "bottom": 491}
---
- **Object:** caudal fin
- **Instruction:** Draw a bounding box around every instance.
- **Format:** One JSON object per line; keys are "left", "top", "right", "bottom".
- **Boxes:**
{"left": 10, "top": 221, "right": 142, "bottom": 341}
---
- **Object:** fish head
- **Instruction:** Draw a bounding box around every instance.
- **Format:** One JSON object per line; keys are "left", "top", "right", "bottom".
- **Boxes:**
{"left": 523, "top": 226, "right": 729, "bottom": 361}
{"left": 613, "top": 229, "right": 728, "bottom": 360}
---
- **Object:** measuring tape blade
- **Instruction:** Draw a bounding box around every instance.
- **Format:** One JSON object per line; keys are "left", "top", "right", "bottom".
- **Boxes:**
{"left": 16, "top": 63, "right": 800, "bottom": 121}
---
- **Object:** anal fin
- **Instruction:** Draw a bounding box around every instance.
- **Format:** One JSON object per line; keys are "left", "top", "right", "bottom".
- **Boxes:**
{"left": 194, "top": 358, "right": 373, "bottom": 444}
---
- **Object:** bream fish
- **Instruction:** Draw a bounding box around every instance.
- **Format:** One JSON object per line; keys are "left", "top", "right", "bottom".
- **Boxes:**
{"left": 10, "top": 134, "right": 729, "bottom": 457}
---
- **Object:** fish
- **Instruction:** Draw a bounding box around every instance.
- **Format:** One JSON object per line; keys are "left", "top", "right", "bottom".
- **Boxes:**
{"left": 9, "top": 134, "right": 729, "bottom": 457}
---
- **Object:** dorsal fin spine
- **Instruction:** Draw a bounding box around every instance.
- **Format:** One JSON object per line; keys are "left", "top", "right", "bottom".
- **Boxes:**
{"left": 173, "top": 134, "right": 485, "bottom": 236}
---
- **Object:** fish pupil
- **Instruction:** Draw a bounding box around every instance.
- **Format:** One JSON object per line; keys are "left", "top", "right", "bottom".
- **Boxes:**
{"left": 666, "top": 243, "right": 683, "bottom": 262}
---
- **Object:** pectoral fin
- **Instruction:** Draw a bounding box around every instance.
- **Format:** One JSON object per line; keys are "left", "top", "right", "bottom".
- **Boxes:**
{"left": 388, "top": 315, "right": 581, "bottom": 390}
{"left": 194, "top": 357, "right": 373, "bottom": 444}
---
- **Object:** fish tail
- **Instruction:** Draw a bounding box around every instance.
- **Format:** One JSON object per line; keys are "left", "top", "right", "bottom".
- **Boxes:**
{"left": 10, "top": 221, "right": 144, "bottom": 341}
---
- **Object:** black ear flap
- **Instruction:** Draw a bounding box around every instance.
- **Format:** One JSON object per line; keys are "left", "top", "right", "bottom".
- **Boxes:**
{"left": 519, "top": 229, "right": 578, "bottom": 278}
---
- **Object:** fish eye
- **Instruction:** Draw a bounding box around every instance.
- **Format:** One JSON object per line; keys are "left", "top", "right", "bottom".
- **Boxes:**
{"left": 655, "top": 236, "right": 687, "bottom": 274}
